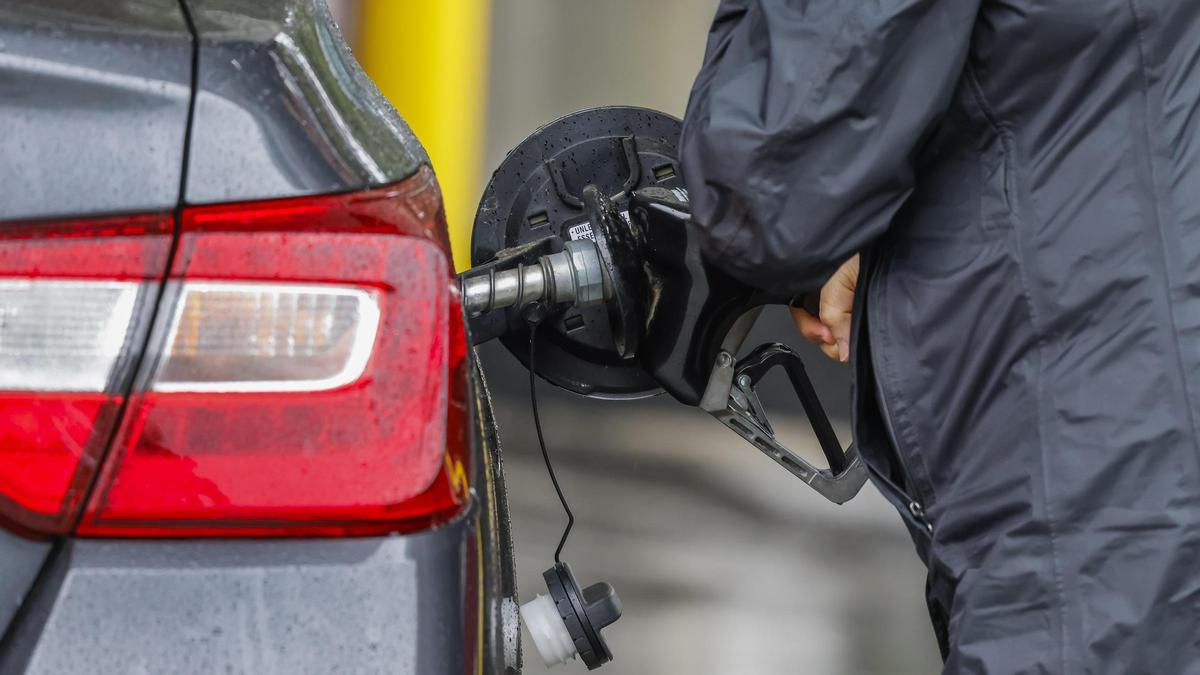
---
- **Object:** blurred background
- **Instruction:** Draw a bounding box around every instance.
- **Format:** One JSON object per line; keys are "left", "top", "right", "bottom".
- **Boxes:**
{"left": 329, "top": 2, "right": 942, "bottom": 673}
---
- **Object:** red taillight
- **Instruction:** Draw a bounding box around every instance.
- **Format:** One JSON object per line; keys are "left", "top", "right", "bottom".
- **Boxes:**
{"left": 0, "top": 215, "right": 173, "bottom": 535}
{"left": 0, "top": 167, "right": 469, "bottom": 538}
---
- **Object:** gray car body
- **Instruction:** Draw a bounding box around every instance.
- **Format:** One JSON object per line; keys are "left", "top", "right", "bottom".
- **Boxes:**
{"left": 0, "top": 1, "right": 518, "bottom": 673}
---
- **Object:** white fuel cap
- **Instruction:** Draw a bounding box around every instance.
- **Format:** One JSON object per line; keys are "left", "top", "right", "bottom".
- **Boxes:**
{"left": 521, "top": 593, "right": 579, "bottom": 667}
{"left": 520, "top": 562, "right": 622, "bottom": 670}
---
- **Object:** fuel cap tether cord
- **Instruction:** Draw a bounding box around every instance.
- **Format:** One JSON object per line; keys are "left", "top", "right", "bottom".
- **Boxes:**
{"left": 524, "top": 304, "right": 573, "bottom": 562}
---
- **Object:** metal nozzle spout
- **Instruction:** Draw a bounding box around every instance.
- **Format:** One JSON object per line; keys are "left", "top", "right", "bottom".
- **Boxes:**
{"left": 461, "top": 239, "right": 610, "bottom": 317}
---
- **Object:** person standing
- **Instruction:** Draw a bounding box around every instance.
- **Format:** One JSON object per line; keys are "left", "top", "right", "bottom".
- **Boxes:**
{"left": 681, "top": 1, "right": 1200, "bottom": 671}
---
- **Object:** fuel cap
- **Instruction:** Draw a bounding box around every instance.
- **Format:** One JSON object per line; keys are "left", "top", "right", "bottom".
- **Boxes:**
{"left": 520, "top": 562, "right": 622, "bottom": 669}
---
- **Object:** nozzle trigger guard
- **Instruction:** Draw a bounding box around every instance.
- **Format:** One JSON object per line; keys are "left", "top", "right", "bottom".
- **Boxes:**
{"left": 708, "top": 343, "right": 868, "bottom": 504}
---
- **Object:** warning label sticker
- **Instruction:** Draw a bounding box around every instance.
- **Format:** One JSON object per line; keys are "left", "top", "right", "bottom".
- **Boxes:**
{"left": 567, "top": 210, "right": 633, "bottom": 242}
{"left": 568, "top": 222, "right": 594, "bottom": 241}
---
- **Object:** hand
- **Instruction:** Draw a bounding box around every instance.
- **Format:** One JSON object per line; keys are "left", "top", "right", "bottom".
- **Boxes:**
{"left": 790, "top": 254, "right": 859, "bottom": 362}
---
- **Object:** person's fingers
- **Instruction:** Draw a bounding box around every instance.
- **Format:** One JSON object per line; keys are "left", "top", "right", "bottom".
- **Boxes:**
{"left": 791, "top": 254, "right": 861, "bottom": 363}
{"left": 790, "top": 307, "right": 834, "bottom": 345}
{"left": 819, "top": 343, "right": 840, "bottom": 361}
{"left": 819, "top": 254, "right": 860, "bottom": 363}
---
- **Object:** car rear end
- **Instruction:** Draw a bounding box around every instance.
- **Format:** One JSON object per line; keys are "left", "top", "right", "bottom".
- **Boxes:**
{"left": 0, "top": 1, "right": 517, "bottom": 672}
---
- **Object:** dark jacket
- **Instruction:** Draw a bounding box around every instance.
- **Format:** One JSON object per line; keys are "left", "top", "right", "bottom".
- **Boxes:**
{"left": 681, "top": 1, "right": 1200, "bottom": 671}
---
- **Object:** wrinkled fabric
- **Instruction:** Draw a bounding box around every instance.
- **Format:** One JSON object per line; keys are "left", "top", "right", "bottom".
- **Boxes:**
{"left": 681, "top": 1, "right": 1200, "bottom": 673}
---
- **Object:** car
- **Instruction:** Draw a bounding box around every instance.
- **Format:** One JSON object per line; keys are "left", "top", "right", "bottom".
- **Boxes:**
{"left": 0, "top": 0, "right": 519, "bottom": 673}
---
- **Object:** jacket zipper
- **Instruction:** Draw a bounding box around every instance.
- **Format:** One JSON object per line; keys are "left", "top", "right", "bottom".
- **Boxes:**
{"left": 866, "top": 251, "right": 934, "bottom": 538}
{"left": 872, "top": 383, "right": 934, "bottom": 537}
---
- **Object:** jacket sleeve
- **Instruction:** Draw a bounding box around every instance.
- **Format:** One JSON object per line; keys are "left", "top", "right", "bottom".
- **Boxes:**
{"left": 680, "top": 0, "right": 981, "bottom": 293}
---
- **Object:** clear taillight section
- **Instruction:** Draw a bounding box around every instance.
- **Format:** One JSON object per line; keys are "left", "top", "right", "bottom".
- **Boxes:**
{"left": 0, "top": 280, "right": 140, "bottom": 392}
{"left": 0, "top": 166, "right": 470, "bottom": 538}
{"left": 153, "top": 283, "right": 381, "bottom": 393}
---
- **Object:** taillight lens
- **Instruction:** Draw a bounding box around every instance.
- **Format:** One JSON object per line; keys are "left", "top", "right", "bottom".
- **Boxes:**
{"left": 0, "top": 216, "right": 173, "bottom": 535}
{"left": 78, "top": 168, "right": 469, "bottom": 537}
{"left": 0, "top": 167, "right": 469, "bottom": 538}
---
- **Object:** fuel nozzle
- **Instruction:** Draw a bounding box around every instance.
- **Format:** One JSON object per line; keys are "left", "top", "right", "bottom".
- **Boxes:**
{"left": 521, "top": 562, "right": 622, "bottom": 669}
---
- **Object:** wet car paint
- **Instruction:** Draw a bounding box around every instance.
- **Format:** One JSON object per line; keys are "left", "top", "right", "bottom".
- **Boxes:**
{"left": 0, "top": 0, "right": 192, "bottom": 221}
{"left": 183, "top": 0, "right": 427, "bottom": 205}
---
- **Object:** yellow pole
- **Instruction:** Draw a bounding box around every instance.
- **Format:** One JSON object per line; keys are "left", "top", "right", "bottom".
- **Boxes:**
{"left": 357, "top": 0, "right": 492, "bottom": 271}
